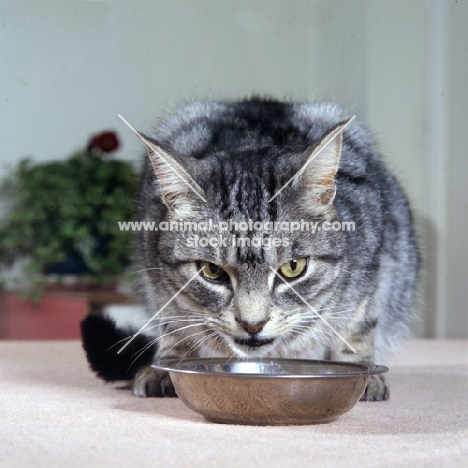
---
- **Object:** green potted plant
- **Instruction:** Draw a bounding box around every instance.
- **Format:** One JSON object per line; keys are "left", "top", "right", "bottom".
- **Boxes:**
{"left": 0, "top": 130, "right": 139, "bottom": 299}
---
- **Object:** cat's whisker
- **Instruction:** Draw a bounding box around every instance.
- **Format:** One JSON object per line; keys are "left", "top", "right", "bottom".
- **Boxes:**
{"left": 323, "top": 310, "right": 356, "bottom": 317}
{"left": 293, "top": 313, "right": 353, "bottom": 323}
{"left": 106, "top": 335, "right": 133, "bottom": 351}
{"left": 291, "top": 323, "right": 312, "bottom": 332}
{"left": 127, "top": 324, "right": 210, "bottom": 371}
{"left": 290, "top": 327, "right": 330, "bottom": 349}
{"left": 290, "top": 314, "right": 338, "bottom": 325}
{"left": 117, "top": 266, "right": 206, "bottom": 354}
{"left": 206, "top": 333, "right": 224, "bottom": 355}
{"left": 292, "top": 303, "right": 355, "bottom": 315}
{"left": 130, "top": 323, "right": 205, "bottom": 362}
{"left": 129, "top": 313, "right": 205, "bottom": 321}
{"left": 203, "top": 333, "right": 226, "bottom": 359}
{"left": 223, "top": 349, "right": 237, "bottom": 365}
{"left": 109, "top": 320, "right": 203, "bottom": 353}
{"left": 316, "top": 303, "right": 356, "bottom": 312}
{"left": 129, "top": 323, "right": 171, "bottom": 334}
{"left": 292, "top": 306, "right": 357, "bottom": 319}
{"left": 125, "top": 267, "right": 163, "bottom": 277}
{"left": 159, "top": 313, "right": 205, "bottom": 318}
{"left": 161, "top": 328, "right": 211, "bottom": 358}
{"left": 108, "top": 320, "right": 202, "bottom": 354}
{"left": 149, "top": 318, "right": 205, "bottom": 326}
{"left": 146, "top": 323, "right": 204, "bottom": 342}
{"left": 176, "top": 332, "right": 218, "bottom": 364}
{"left": 122, "top": 317, "right": 205, "bottom": 328}
{"left": 126, "top": 336, "right": 160, "bottom": 372}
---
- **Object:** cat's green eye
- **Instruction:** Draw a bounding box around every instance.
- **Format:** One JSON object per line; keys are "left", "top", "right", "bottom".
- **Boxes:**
{"left": 198, "top": 261, "right": 227, "bottom": 281}
{"left": 279, "top": 258, "right": 307, "bottom": 279}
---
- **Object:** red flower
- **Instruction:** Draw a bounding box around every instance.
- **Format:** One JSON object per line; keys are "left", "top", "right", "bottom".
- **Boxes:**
{"left": 88, "top": 131, "right": 120, "bottom": 154}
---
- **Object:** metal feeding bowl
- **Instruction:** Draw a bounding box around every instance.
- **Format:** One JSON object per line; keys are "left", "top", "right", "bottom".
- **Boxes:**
{"left": 152, "top": 358, "right": 388, "bottom": 425}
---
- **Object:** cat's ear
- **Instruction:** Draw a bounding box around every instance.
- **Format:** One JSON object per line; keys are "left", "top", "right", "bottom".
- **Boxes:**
{"left": 146, "top": 143, "right": 206, "bottom": 215}
{"left": 295, "top": 120, "right": 349, "bottom": 205}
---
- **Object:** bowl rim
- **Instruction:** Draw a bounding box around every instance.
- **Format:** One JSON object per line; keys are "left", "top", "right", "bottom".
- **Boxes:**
{"left": 152, "top": 358, "right": 389, "bottom": 379}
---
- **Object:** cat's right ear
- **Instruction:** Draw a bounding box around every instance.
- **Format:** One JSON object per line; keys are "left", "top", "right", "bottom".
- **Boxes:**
{"left": 145, "top": 143, "right": 206, "bottom": 215}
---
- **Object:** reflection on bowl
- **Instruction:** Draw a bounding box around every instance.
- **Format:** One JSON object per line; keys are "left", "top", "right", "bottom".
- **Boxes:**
{"left": 152, "top": 358, "right": 388, "bottom": 425}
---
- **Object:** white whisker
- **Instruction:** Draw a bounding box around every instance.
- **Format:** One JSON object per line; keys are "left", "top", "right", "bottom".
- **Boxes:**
{"left": 125, "top": 267, "right": 163, "bottom": 277}
{"left": 107, "top": 335, "right": 133, "bottom": 351}
{"left": 126, "top": 336, "right": 160, "bottom": 372}
{"left": 177, "top": 332, "right": 218, "bottom": 364}
{"left": 267, "top": 276, "right": 358, "bottom": 353}
{"left": 161, "top": 328, "right": 210, "bottom": 358}
{"left": 129, "top": 323, "right": 204, "bottom": 366}
{"left": 117, "top": 266, "right": 206, "bottom": 354}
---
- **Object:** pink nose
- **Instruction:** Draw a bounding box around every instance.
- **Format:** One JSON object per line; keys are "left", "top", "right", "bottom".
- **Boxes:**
{"left": 236, "top": 319, "right": 268, "bottom": 335}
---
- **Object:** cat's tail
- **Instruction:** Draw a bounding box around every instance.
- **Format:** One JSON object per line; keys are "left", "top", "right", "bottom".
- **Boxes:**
{"left": 80, "top": 315, "right": 156, "bottom": 381}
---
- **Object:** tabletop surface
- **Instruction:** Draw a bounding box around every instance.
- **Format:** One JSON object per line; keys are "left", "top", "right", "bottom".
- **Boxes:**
{"left": 1, "top": 339, "right": 467, "bottom": 467}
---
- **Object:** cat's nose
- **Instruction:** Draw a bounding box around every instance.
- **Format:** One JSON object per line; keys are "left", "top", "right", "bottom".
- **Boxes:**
{"left": 236, "top": 319, "right": 268, "bottom": 335}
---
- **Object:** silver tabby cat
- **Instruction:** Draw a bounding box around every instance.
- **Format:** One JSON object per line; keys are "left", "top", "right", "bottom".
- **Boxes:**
{"left": 84, "top": 99, "right": 420, "bottom": 401}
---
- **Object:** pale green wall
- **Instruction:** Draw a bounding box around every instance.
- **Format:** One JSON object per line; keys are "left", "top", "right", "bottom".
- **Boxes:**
{"left": 1, "top": 0, "right": 467, "bottom": 337}
{"left": 444, "top": 0, "right": 468, "bottom": 338}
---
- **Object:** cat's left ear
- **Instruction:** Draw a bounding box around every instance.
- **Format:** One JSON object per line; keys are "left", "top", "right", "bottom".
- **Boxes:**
{"left": 295, "top": 119, "right": 350, "bottom": 205}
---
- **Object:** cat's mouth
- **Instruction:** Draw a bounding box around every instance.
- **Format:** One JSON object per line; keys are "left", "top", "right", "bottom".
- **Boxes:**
{"left": 233, "top": 337, "right": 275, "bottom": 348}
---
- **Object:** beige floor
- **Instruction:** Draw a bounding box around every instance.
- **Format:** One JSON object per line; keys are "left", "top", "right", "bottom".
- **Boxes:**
{"left": 0, "top": 339, "right": 467, "bottom": 467}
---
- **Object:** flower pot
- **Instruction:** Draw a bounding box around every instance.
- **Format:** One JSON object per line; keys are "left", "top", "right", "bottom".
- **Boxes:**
{"left": 44, "top": 251, "right": 89, "bottom": 275}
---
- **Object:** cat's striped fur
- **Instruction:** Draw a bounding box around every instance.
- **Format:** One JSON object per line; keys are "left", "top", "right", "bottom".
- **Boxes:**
{"left": 81, "top": 99, "right": 420, "bottom": 400}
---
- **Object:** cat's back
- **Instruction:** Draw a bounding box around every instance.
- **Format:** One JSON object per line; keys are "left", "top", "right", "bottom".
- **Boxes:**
{"left": 152, "top": 99, "right": 374, "bottom": 170}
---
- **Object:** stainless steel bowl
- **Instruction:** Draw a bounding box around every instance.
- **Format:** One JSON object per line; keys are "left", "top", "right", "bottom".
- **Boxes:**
{"left": 152, "top": 358, "right": 388, "bottom": 425}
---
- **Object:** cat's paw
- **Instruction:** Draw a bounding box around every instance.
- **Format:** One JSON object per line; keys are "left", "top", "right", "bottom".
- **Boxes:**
{"left": 132, "top": 365, "right": 177, "bottom": 398}
{"left": 360, "top": 374, "right": 389, "bottom": 401}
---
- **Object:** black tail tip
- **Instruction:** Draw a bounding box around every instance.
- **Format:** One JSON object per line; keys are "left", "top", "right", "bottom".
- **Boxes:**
{"left": 80, "top": 314, "right": 156, "bottom": 382}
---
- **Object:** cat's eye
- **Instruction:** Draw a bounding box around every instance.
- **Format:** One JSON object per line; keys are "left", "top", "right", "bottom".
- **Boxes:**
{"left": 198, "top": 261, "right": 227, "bottom": 281}
{"left": 279, "top": 258, "right": 307, "bottom": 279}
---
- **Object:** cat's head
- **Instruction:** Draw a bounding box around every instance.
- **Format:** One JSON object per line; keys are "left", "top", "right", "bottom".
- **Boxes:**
{"left": 139, "top": 122, "right": 350, "bottom": 358}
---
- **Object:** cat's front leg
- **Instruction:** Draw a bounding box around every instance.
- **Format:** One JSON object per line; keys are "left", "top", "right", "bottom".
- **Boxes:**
{"left": 132, "top": 365, "right": 176, "bottom": 397}
{"left": 331, "top": 345, "right": 389, "bottom": 401}
{"left": 360, "top": 374, "right": 389, "bottom": 401}
{"left": 329, "top": 317, "right": 389, "bottom": 402}
{"left": 132, "top": 334, "right": 195, "bottom": 398}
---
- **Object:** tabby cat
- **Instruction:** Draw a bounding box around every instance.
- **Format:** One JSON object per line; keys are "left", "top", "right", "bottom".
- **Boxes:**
{"left": 81, "top": 98, "right": 420, "bottom": 401}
